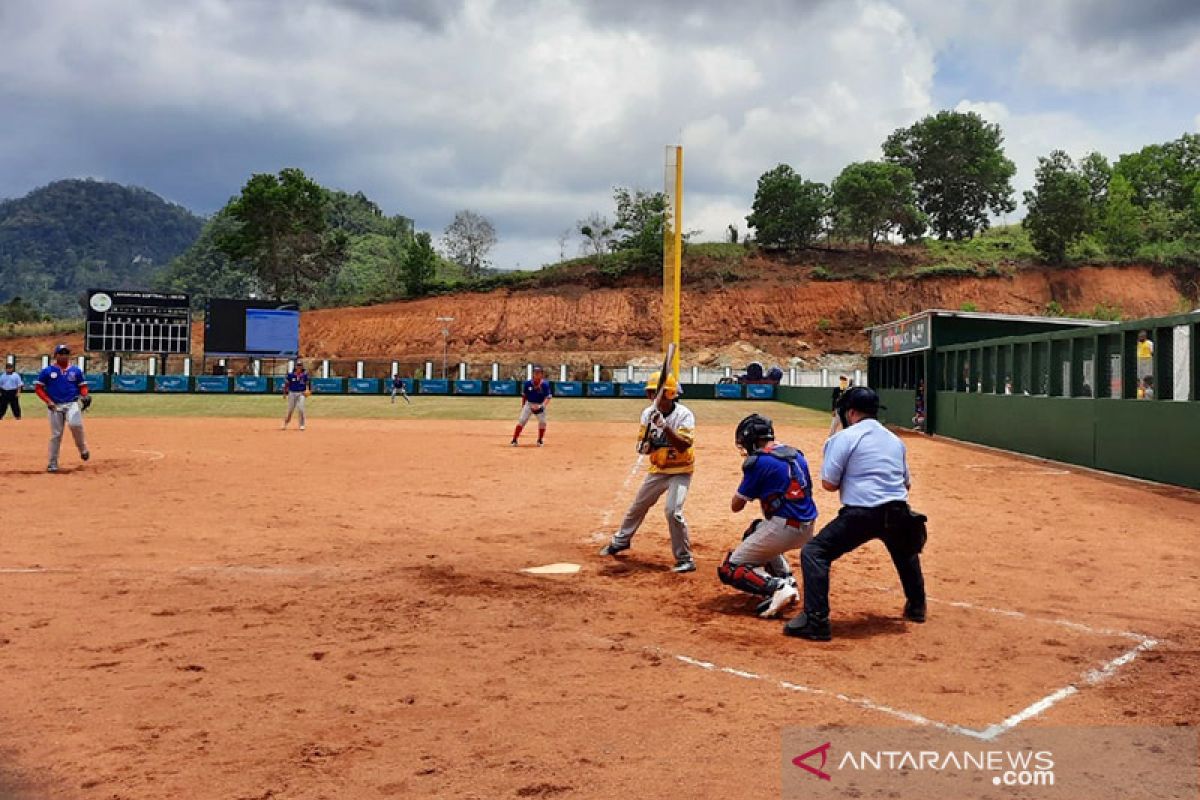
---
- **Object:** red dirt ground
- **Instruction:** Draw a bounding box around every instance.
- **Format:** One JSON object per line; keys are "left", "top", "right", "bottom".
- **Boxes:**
{"left": 0, "top": 414, "right": 1197, "bottom": 798}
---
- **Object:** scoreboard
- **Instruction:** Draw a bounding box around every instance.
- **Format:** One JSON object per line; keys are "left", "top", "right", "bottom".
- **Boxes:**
{"left": 85, "top": 290, "right": 191, "bottom": 354}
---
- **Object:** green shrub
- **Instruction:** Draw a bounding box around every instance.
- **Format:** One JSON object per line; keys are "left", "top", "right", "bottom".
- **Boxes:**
{"left": 913, "top": 263, "right": 978, "bottom": 278}
{"left": 810, "top": 266, "right": 835, "bottom": 281}
{"left": 960, "top": 302, "right": 978, "bottom": 312}
{"left": 817, "top": 318, "right": 831, "bottom": 331}
{"left": 1044, "top": 300, "right": 1065, "bottom": 316}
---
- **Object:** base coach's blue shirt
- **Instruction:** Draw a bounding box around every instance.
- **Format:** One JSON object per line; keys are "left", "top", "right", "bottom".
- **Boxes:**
{"left": 821, "top": 419, "right": 910, "bottom": 507}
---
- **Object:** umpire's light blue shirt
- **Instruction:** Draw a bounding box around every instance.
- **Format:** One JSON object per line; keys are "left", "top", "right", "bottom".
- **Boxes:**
{"left": 821, "top": 419, "right": 910, "bottom": 507}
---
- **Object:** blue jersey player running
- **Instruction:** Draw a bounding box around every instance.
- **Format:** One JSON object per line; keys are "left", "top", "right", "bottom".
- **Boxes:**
{"left": 718, "top": 414, "right": 818, "bottom": 618}
{"left": 34, "top": 344, "right": 91, "bottom": 472}
{"left": 511, "top": 365, "right": 552, "bottom": 447}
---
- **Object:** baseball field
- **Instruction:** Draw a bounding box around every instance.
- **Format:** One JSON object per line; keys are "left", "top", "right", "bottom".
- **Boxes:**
{"left": 0, "top": 396, "right": 1197, "bottom": 798}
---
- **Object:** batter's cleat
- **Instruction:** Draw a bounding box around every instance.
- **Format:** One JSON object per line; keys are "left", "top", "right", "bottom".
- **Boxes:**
{"left": 598, "top": 542, "right": 629, "bottom": 557}
{"left": 757, "top": 584, "right": 799, "bottom": 618}
{"left": 510, "top": 439, "right": 518, "bottom": 447}
{"left": 81, "top": 450, "right": 90, "bottom": 461}
{"left": 536, "top": 440, "right": 544, "bottom": 447}
{"left": 46, "top": 464, "right": 58, "bottom": 473}
{"left": 783, "top": 611, "right": 832, "bottom": 641}
{"left": 671, "top": 559, "right": 697, "bottom": 574}
{"left": 299, "top": 424, "right": 305, "bottom": 431}
{"left": 903, "top": 601, "right": 927, "bottom": 624}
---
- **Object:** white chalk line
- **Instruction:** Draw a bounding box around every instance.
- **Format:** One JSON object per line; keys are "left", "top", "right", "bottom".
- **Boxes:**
{"left": 964, "top": 463, "right": 1069, "bottom": 475}
{"left": 130, "top": 448, "right": 165, "bottom": 462}
{"left": 664, "top": 592, "right": 1159, "bottom": 742}
{"left": 591, "top": 454, "right": 645, "bottom": 542}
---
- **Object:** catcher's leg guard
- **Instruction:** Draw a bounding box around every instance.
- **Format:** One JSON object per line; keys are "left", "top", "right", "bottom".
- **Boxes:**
{"left": 717, "top": 552, "right": 784, "bottom": 597}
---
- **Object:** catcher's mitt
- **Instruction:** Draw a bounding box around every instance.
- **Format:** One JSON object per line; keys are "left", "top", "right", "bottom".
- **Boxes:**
{"left": 80, "top": 395, "right": 92, "bottom": 412}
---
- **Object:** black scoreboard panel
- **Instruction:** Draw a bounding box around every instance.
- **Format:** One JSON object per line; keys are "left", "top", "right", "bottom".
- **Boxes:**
{"left": 85, "top": 290, "right": 191, "bottom": 354}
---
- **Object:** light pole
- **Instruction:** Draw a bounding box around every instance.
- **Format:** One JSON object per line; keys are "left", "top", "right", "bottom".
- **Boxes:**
{"left": 436, "top": 316, "right": 454, "bottom": 379}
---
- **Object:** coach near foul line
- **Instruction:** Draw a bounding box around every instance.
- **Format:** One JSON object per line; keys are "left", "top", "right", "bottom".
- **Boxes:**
{"left": 784, "top": 387, "right": 928, "bottom": 642}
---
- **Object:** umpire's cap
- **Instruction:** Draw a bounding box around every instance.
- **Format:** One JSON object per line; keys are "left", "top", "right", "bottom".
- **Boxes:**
{"left": 837, "top": 386, "right": 885, "bottom": 417}
{"left": 53, "top": 343, "right": 71, "bottom": 355}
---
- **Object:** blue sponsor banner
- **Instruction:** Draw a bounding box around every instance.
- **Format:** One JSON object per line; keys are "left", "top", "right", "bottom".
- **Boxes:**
{"left": 195, "top": 376, "right": 230, "bottom": 393}
{"left": 271, "top": 376, "right": 287, "bottom": 393}
{"left": 153, "top": 375, "right": 190, "bottom": 393}
{"left": 746, "top": 384, "right": 776, "bottom": 400}
{"left": 84, "top": 373, "right": 107, "bottom": 392}
{"left": 112, "top": 374, "right": 149, "bottom": 392}
{"left": 20, "top": 373, "right": 39, "bottom": 391}
{"left": 587, "top": 382, "right": 615, "bottom": 397}
{"left": 714, "top": 384, "right": 744, "bottom": 399}
{"left": 619, "top": 382, "right": 647, "bottom": 397}
{"left": 419, "top": 379, "right": 449, "bottom": 394}
{"left": 454, "top": 380, "right": 483, "bottom": 395}
{"left": 311, "top": 378, "right": 343, "bottom": 394}
{"left": 552, "top": 381, "right": 583, "bottom": 397}
{"left": 235, "top": 376, "right": 269, "bottom": 393}
{"left": 348, "top": 378, "right": 379, "bottom": 394}
{"left": 489, "top": 380, "right": 518, "bottom": 396}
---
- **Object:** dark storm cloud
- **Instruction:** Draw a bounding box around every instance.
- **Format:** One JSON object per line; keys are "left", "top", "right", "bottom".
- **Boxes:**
{"left": 1067, "top": 0, "right": 1200, "bottom": 44}
{"left": 324, "top": 0, "right": 466, "bottom": 30}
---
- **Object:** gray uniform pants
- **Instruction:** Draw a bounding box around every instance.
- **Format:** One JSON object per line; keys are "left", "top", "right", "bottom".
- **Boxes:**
{"left": 47, "top": 402, "right": 87, "bottom": 467}
{"left": 285, "top": 392, "right": 306, "bottom": 426}
{"left": 731, "top": 516, "right": 814, "bottom": 582}
{"left": 611, "top": 472, "right": 692, "bottom": 562}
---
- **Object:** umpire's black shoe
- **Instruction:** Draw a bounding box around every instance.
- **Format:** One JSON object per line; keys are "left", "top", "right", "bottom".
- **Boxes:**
{"left": 783, "top": 611, "right": 832, "bottom": 641}
{"left": 599, "top": 542, "right": 629, "bottom": 557}
{"left": 903, "top": 601, "right": 927, "bottom": 623}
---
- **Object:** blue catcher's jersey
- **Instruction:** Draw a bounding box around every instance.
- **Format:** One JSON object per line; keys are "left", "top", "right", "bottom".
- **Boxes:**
{"left": 736, "top": 444, "right": 818, "bottom": 522}
{"left": 36, "top": 364, "right": 87, "bottom": 404}
{"left": 523, "top": 379, "right": 552, "bottom": 404}
{"left": 286, "top": 371, "right": 310, "bottom": 392}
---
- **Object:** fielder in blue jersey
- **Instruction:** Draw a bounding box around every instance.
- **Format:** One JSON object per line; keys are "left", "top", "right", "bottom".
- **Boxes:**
{"left": 282, "top": 361, "right": 311, "bottom": 430}
{"left": 511, "top": 365, "right": 552, "bottom": 447}
{"left": 34, "top": 344, "right": 91, "bottom": 472}
{"left": 717, "top": 414, "right": 818, "bottom": 618}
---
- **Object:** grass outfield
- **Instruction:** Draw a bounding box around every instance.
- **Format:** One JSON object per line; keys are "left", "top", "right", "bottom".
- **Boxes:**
{"left": 80, "top": 393, "right": 830, "bottom": 425}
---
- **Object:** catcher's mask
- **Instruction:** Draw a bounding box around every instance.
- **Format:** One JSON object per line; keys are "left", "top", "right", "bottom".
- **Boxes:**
{"left": 836, "top": 386, "right": 885, "bottom": 428}
{"left": 735, "top": 413, "right": 774, "bottom": 455}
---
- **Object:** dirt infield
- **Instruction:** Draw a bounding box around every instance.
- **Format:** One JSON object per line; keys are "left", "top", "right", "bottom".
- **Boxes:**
{"left": 0, "top": 408, "right": 1197, "bottom": 798}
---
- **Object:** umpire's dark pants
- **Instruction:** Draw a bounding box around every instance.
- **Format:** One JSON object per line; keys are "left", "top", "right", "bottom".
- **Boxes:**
{"left": 800, "top": 501, "right": 925, "bottom": 617}
{"left": 0, "top": 389, "right": 19, "bottom": 420}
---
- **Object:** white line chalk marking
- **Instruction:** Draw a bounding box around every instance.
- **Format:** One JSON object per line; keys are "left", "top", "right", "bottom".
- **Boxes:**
{"left": 131, "top": 449, "right": 165, "bottom": 461}
{"left": 964, "top": 464, "right": 1069, "bottom": 475}
{"left": 666, "top": 594, "right": 1159, "bottom": 741}
{"left": 593, "top": 454, "right": 645, "bottom": 542}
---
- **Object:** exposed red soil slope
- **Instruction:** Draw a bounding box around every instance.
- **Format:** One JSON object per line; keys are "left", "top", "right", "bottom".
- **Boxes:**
{"left": 1, "top": 263, "right": 1192, "bottom": 365}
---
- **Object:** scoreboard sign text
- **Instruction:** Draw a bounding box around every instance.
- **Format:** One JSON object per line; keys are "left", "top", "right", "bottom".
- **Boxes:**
{"left": 86, "top": 290, "right": 191, "bottom": 354}
{"left": 870, "top": 316, "right": 931, "bottom": 356}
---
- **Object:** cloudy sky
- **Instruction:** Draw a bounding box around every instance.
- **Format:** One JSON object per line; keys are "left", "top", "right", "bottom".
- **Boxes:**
{"left": 2, "top": 0, "right": 1199, "bottom": 268}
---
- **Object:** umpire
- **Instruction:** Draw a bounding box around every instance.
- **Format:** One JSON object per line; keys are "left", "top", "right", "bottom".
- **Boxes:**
{"left": 785, "top": 387, "right": 927, "bottom": 642}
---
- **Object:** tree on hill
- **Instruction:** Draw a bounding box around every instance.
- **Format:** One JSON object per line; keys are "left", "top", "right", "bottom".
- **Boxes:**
{"left": 612, "top": 187, "right": 668, "bottom": 267}
{"left": 0, "top": 178, "right": 204, "bottom": 316}
{"left": 1023, "top": 151, "right": 1092, "bottom": 263}
{"left": 745, "top": 164, "right": 829, "bottom": 250}
{"left": 1100, "top": 173, "right": 1142, "bottom": 258}
{"left": 402, "top": 232, "right": 438, "bottom": 297}
{"left": 216, "top": 168, "right": 349, "bottom": 300}
{"left": 157, "top": 210, "right": 259, "bottom": 301}
{"left": 1113, "top": 133, "right": 1200, "bottom": 212}
{"left": 883, "top": 110, "right": 1017, "bottom": 240}
{"left": 830, "top": 161, "right": 925, "bottom": 250}
{"left": 577, "top": 212, "right": 615, "bottom": 257}
{"left": 442, "top": 210, "right": 497, "bottom": 277}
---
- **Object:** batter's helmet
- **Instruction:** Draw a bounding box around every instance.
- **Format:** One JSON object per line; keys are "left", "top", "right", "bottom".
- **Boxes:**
{"left": 735, "top": 413, "right": 774, "bottom": 454}
{"left": 644, "top": 370, "right": 680, "bottom": 398}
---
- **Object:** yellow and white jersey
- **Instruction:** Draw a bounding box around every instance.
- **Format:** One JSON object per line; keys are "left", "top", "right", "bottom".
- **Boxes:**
{"left": 1137, "top": 339, "right": 1154, "bottom": 359}
{"left": 638, "top": 401, "right": 695, "bottom": 475}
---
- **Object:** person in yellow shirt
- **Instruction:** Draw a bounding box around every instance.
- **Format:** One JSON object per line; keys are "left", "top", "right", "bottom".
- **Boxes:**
{"left": 1136, "top": 329, "right": 1154, "bottom": 382}
{"left": 599, "top": 371, "right": 696, "bottom": 573}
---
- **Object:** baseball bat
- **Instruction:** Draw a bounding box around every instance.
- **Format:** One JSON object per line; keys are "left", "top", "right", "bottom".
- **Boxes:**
{"left": 639, "top": 342, "right": 677, "bottom": 450}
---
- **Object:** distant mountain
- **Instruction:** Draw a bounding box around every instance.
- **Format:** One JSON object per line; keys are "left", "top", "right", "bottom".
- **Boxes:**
{"left": 0, "top": 179, "right": 205, "bottom": 317}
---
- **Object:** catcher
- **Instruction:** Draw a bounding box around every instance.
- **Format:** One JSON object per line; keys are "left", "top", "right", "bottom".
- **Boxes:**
{"left": 719, "top": 414, "right": 817, "bottom": 617}
{"left": 599, "top": 370, "right": 696, "bottom": 573}
{"left": 34, "top": 344, "right": 91, "bottom": 472}
{"left": 282, "top": 360, "right": 311, "bottom": 430}
{"left": 511, "top": 365, "right": 552, "bottom": 447}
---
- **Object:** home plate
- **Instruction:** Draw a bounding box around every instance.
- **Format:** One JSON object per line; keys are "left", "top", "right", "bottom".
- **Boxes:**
{"left": 522, "top": 563, "right": 582, "bottom": 575}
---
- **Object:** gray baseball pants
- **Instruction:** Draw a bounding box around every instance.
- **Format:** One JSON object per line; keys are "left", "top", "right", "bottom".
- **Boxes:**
{"left": 285, "top": 391, "right": 306, "bottom": 426}
{"left": 610, "top": 472, "right": 692, "bottom": 562}
{"left": 47, "top": 402, "right": 87, "bottom": 468}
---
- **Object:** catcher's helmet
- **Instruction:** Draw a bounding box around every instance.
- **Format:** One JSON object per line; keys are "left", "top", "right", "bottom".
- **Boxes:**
{"left": 836, "top": 386, "right": 885, "bottom": 420}
{"left": 735, "top": 413, "right": 774, "bottom": 454}
{"left": 645, "top": 370, "right": 680, "bottom": 398}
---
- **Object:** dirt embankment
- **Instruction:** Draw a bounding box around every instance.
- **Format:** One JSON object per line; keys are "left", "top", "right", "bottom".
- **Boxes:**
{"left": 1, "top": 262, "right": 1193, "bottom": 366}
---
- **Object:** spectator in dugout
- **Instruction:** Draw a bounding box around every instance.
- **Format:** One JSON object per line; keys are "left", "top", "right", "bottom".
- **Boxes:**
{"left": 1136, "top": 330, "right": 1154, "bottom": 379}
{"left": 1138, "top": 376, "right": 1154, "bottom": 400}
